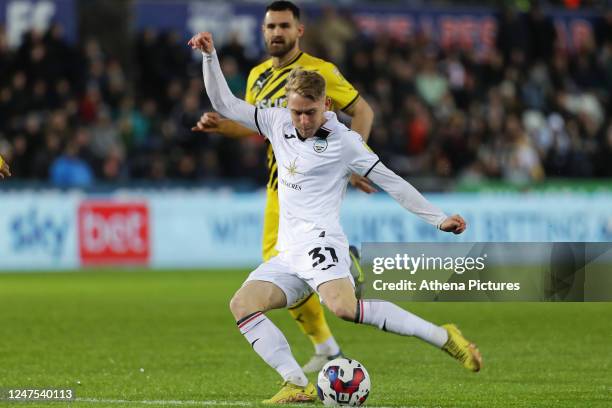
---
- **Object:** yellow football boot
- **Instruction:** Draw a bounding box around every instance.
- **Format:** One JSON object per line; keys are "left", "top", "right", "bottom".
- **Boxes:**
{"left": 262, "top": 381, "right": 317, "bottom": 404}
{"left": 441, "top": 324, "right": 483, "bottom": 372}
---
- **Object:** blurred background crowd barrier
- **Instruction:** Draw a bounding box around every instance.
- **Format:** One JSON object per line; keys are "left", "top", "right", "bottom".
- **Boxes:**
{"left": 0, "top": 0, "right": 610, "bottom": 269}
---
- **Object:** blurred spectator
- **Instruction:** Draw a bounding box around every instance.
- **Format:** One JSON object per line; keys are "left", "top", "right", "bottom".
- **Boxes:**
{"left": 219, "top": 32, "right": 252, "bottom": 70}
{"left": 594, "top": 9, "right": 612, "bottom": 48}
{"left": 312, "top": 6, "right": 357, "bottom": 64}
{"left": 415, "top": 55, "right": 449, "bottom": 107}
{"left": 221, "top": 56, "right": 246, "bottom": 98}
{"left": 50, "top": 140, "right": 94, "bottom": 187}
{"left": 526, "top": 4, "right": 557, "bottom": 62}
{"left": 101, "top": 146, "right": 127, "bottom": 181}
{"left": 496, "top": 7, "right": 530, "bottom": 64}
{"left": 501, "top": 114, "right": 544, "bottom": 182}
{"left": 89, "top": 108, "right": 120, "bottom": 159}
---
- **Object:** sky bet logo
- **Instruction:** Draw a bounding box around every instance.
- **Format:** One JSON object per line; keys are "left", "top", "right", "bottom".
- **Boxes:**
{"left": 78, "top": 201, "right": 150, "bottom": 265}
{"left": 10, "top": 208, "right": 69, "bottom": 258}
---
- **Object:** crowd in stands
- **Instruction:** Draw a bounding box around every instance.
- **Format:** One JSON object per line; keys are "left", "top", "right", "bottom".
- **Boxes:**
{"left": 0, "top": 6, "right": 611, "bottom": 188}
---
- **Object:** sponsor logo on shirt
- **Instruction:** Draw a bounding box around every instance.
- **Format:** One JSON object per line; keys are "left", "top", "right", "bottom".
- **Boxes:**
{"left": 281, "top": 158, "right": 304, "bottom": 191}
{"left": 280, "top": 178, "right": 302, "bottom": 191}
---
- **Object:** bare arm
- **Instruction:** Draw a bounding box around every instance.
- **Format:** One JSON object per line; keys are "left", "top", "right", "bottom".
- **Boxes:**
{"left": 344, "top": 96, "right": 374, "bottom": 142}
{"left": 192, "top": 113, "right": 258, "bottom": 138}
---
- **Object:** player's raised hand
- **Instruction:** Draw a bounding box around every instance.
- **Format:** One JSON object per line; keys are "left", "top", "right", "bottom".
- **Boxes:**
{"left": 192, "top": 112, "right": 222, "bottom": 133}
{"left": 350, "top": 173, "right": 377, "bottom": 194}
{"left": 439, "top": 214, "right": 467, "bottom": 234}
{"left": 0, "top": 155, "right": 11, "bottom": 179}
{"left": 188, "top": 32, "right": 214, "bottom": 53}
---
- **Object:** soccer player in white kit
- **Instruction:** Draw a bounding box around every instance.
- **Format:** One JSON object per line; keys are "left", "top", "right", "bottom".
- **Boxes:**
{"left": 189, "top": 32, "right": 482, "bottom": 404}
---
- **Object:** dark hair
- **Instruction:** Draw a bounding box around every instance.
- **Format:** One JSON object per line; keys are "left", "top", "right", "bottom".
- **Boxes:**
{"left": 265, "top": 1, "right": 300, "bottom": 20}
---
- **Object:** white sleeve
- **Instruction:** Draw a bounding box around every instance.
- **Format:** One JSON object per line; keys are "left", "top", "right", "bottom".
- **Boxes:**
{"left": 342, "top": 133, "right": 447, "bottom": 227}
{"left": 367, "top": 162, "right": 448, "bottom": 228}
{"left": 342, "top": 131, "right": 381, "bottom": 177}
{"left": 202, "top": 50, "right": 281, "bottom": 139}
{"left": 201, "top": 50, "right": 258, "bottom": 131}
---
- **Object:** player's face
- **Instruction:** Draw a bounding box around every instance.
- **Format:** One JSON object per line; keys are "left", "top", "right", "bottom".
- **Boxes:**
{"left": 262, "top": 10, "right": 303, "bottom": 57}
{"left": 287, "top": 92, "right": 331, "bottom": 138}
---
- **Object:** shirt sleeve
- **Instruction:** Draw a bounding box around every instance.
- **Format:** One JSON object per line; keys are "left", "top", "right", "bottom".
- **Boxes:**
{"left": 367, "top": 162, "right": 448, "bottom": 228}
{"left": 319, "top": 62, "right": 360, "bottom": 112}
{"left": 253, "top": 107, "right": 285, "bottom": 143}
{"left": 202, "top": 50, "right": 258, "bottom": 131}
{"left": 342, "top": 131, "right": 381, "bottom": 177}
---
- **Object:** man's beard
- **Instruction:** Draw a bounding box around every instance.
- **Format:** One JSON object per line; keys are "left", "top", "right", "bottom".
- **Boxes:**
{"left": 267, "top": 38, "right": 296, "bottom": 57}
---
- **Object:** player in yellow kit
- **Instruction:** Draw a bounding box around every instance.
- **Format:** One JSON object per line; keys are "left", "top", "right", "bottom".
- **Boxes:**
{"left": 193, "top": 1, "right": 374, "bottom": 373}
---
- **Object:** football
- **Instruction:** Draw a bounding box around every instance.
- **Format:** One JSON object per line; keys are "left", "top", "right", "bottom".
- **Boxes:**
{"left": 317, "top": 358, "right": 371, "bottom": 406}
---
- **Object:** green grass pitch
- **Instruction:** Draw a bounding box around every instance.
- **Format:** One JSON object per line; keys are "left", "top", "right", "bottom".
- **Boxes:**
{"left": 0, "top": 270, "right": 610, "bottom": 408}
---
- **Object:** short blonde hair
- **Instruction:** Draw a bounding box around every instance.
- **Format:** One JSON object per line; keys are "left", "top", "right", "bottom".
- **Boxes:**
{"left": 285, "top": 68, "right": 326, "bottom": 101}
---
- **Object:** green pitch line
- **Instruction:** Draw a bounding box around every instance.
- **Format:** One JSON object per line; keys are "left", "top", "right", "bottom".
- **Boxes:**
{"left": 0, "top": 270, "right": 610, "bottom": 407}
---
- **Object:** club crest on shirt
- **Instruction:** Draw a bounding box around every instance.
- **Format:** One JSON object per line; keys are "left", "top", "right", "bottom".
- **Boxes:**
{"left": 313, "top": 138, "right": 328, "bottom": 153}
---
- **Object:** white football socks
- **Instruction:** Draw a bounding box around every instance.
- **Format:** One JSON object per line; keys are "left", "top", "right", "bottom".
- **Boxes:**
{"left": 237, "top": 312, "right": 308, "bottom": 387}
{"left": 314, "top": 336, "right": 341, "bottom": 356}
{"left": 356, "top": 300, "right": 448, "bottom": 348}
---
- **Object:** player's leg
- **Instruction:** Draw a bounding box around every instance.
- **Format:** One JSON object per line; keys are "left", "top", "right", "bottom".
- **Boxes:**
{"left": 262, "top": 181, "right": 342, "bottom": 372}
{"left": 294, "top": 245, "right": 362, "bottom": 372}
{"left": 261, "top": 183, "right": 280, "bottom": 262}
{"left": 231, "top": 280, "right": 307, "bottom": 386}
{"left": 317, "top": 278, "right": 483, "bottom": 372}
{"left": 287, "top": 293, "right": 342, "bottom": 373}
{"left": 319, "top": 278, "right": 447, "bottom": 344}
{"left": 231, "top": 259, "right": 316, "bottom": 403}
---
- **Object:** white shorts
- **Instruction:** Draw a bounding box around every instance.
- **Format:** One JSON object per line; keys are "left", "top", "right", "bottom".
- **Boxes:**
{"left": 244, "top": 236, "right": 354, "bottom": 307}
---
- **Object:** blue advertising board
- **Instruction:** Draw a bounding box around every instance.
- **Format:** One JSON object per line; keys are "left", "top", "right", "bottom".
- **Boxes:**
{"left": 0, "top": 192, "right": 78, "bottom": 269}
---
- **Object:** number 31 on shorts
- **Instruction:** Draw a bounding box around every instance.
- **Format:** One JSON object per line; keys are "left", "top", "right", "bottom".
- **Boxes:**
{"left": 308, "top": 246, "right": 338, "bottom": 270}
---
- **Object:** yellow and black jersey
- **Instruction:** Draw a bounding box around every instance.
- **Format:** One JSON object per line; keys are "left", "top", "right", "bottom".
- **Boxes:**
{"left": 245, "top": 52, "right": 360, "bottom": 191}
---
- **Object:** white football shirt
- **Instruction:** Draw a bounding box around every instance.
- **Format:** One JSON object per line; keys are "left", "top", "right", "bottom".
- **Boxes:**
{"left": 254, "top": 108, "right": 378, "bottom": 250}
{"left": 202, "top": 50, "right": 448, "bottom": 253}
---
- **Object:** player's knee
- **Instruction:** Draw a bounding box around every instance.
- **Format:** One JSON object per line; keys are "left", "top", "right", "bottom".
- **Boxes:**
{"left": 327, "top": 299, "right": 357, "bottom": 321}
{"left": 229, "top": 292, "right": 254, "bottom": 321}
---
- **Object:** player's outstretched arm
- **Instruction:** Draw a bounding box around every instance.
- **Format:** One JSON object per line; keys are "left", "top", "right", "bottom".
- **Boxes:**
{"left": 191, "top": 112, "right": 257, "bottom": 138}
{"left": 367, "top": 163, "right": 466, "bottom": 234}
{"left": 344, "top": 131, "right": 465, "bottom": 233}
{"left": 188, "top": 32, "right": 259, "bottom": 132}
{"left": 0, "top": 155, "right": 11, "bottom": 179}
